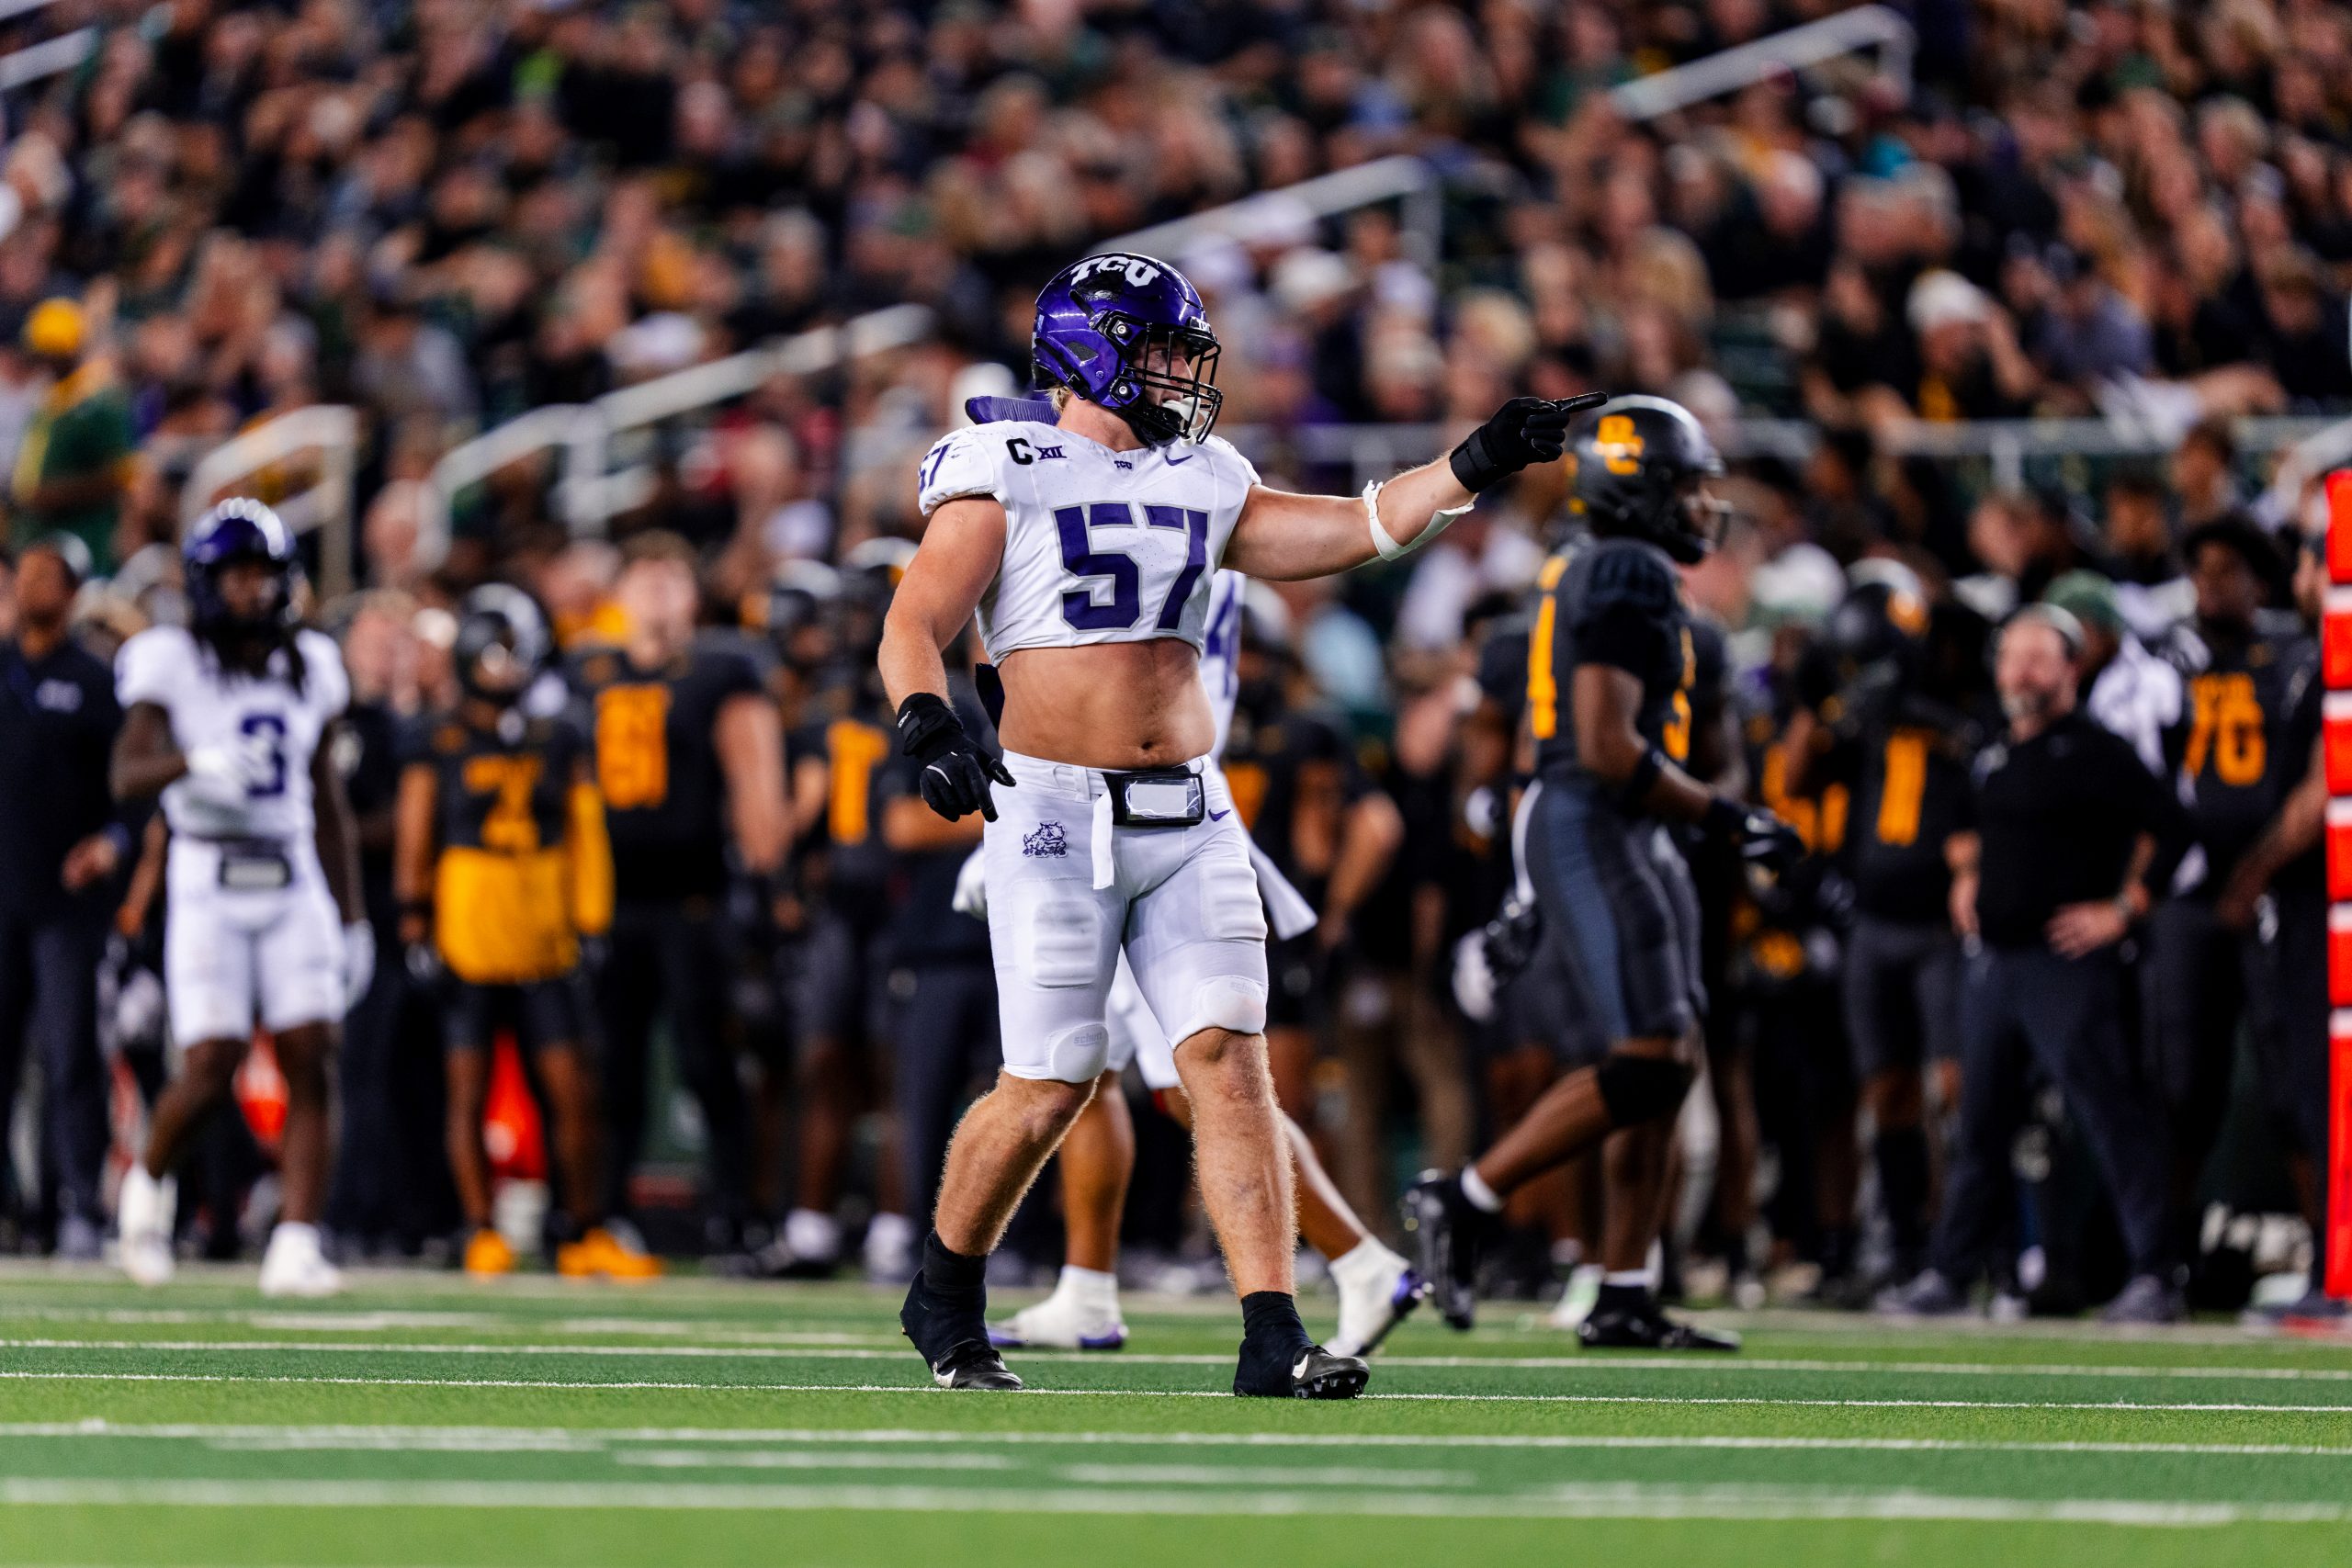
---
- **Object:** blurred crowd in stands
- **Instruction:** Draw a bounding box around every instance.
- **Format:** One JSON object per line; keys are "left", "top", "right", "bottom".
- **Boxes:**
{"left": 0, "top": 0, "right": 2345, "bottom": 1313}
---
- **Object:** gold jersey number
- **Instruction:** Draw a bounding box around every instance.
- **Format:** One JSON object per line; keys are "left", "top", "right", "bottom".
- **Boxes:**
{"left": 2183, "top": 671, "right": 2266, "bottom": 787}
{"left": 825, "top": 720, "right": 892, "bottom": 846}
{"left": 595, "top": 684, "right": 672, "bottom": 809}
{"left": 463, "top": 754, "right": 546, "bottom": 853}
{"left": 1874, "top": 729, "right": 1929, "bottom": 847}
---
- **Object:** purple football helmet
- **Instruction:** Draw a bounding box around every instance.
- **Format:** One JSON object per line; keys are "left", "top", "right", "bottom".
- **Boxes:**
{"left": 1031, "top": 253, "right": 1222, "bottom": 446}
{"left": 185, "top": 497, "right": 299, "bottom": 639}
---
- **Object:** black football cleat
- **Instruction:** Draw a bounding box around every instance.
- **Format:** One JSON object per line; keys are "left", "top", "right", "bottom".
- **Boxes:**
{"left": 1577, "top": 1297, "right": 1741, "bottom": 1352}
{"left": 1399, "top": 1170, "right": 1481, "bottom": 1331}
{"left": 902, "top": 1272, "right": 1021, "bottom": 1389}
{"left": 924, "top": 1337, "right": 1025, "bottom": 1390}
{"left": 1235, "top": 1342, "right": 1370, "bottom": 1399}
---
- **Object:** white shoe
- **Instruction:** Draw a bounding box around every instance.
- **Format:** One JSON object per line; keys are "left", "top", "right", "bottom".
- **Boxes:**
{"left": 1547, "top": 1264, "right": 1604, "bottom": 1329}
{"left": 258, "top": 1223, "right": 345, "bottom": 1298}
{"left": 863, "top": 1212, "right": 916, "bottom": 1284}
{"left": 783, "top": 1208, "right": 842, "bottom": 1270}
{"left": 989, "top": 1275, "right": 1125, "bottom": 1350}
{"left": 117, "top": 1166, "right": 176, "bottom": 1287}
{"left": 1328, "top": 1241, "right": 1426, "bottom": 1358}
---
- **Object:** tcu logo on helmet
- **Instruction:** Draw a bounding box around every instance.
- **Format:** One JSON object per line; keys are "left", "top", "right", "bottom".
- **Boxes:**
{"left": 1069, "top": 254, "right": 1163, "bottom": 288}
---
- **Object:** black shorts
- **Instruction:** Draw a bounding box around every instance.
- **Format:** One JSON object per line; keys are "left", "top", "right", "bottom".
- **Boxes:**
{"left": 1843, "top": 913, "right": 1963, "bottom": 1076}
{"left": 1523, "top": 779, "right": 1703, "bottom": 1044}
{"left": 793, "top": 907, "right": 890, "bottom": 1048}
{"left": 1265, "top": 932, "right": 1326, "bottom": 1032}
{"left": 442, "top": 975, "right": 589, "bottom": 1056}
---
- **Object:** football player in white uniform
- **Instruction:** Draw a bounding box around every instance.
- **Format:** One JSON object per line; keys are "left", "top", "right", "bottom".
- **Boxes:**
{"left": 880, "top": 250, "right": 1602, "bottom": 1394}
{"left": 110, "top": 501, "right": 368, "bottom": 1296}
{"left": 971, "top": 567, "right": 1425, "bottom": 1356}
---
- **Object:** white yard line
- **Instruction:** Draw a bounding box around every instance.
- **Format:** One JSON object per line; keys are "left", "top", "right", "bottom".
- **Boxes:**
{"left": 0, "top": 1476, "right": 2345, "bottom": 1526}
{"left": 614, "top": 1449, "right": 1015, "bottom": 1472}
{"left": 7, "top": 1369, "right": 2352, "bottom": 1412}
{"left": 10, "top": 1338, "right": 2352, "bottom": 1388}
{"left": 8, "top": 1422, "right": 2352, "bottom": 1459}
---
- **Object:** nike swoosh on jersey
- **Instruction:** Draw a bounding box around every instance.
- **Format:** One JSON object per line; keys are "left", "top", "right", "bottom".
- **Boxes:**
{"left": 1208, "top": 807, "right": 1230, "bottom": 820}
{"left": 1166, "top": 452, "right": 1194, "bottom": 465}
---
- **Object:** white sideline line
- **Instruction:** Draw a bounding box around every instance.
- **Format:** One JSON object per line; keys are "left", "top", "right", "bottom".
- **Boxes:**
{"left": 13, "top": 1338, "right": 2352, "bottom": 1387}
{"left": 7, "top": 1370, "right": 2352, "bottom": 1412}
{"left": 7, "top": 1421, "right": 2352, "bottom": 1460}
{"left": 0, "top": 1477, "right": 2345, "bottom": 1526}
{"left": 14, "top": 1422, "right": 2352, "bottom": 1460}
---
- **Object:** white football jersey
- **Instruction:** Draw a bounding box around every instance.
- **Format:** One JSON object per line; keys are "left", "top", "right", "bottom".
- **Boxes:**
{"left": 917, "top": 419, "right": 1259, "bottom": 662}
{"left": 1197, "top": 568, "right": 1245, "bottom": 760}
{"left": 116, "top": 626, "right": 349, "bottom": 841}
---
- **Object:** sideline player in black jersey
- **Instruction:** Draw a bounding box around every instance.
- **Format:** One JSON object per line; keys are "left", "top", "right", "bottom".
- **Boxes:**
{"left": 774, "top": 541, "right": 916, "bottom": 1275}
{"left": 1404, "top": 396, "right": 1802, "bottom": 1348}
{"left": 2146, "top": 515, "right": 2312, "bottom": 1224}
{"left": 569, "top": 533, "right": 789, "bottom": 1252}
{"left": 1782, "top": 574, "right": 1984, "bottom": 1291}
{"left": 394, "top": 587, "right": 655, "bottom": 1280}
{"left": 2212, "top": 531, "right": 2339, "bottom": 1324}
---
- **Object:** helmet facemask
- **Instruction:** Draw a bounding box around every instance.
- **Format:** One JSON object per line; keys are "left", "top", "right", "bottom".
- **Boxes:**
{"left": 1098, "top": 314, "right": 1223, "bottom": 446}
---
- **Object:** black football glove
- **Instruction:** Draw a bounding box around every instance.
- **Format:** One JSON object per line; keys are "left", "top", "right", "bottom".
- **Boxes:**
{"left": 1450, "top": 392, "right": 1611, "bottom": 494}
{"left": 1479, "top": 890, "right": 1544, "bottom": 987}
{"left": 896, "top": 692, "right": 1015, "bottom": 823}
{"left": 1705, "top": 796, "right": 1805, "bottom": 875}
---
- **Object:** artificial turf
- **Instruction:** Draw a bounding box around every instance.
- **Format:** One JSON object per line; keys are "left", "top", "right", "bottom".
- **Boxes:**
{"left": 0, "top": 1265, "right": 2347, "bottom": 1566}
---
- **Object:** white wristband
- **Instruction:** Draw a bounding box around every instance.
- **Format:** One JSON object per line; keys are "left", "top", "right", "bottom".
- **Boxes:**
{"left": 1364, "top": 480, "right": 1471, "bottom": 563}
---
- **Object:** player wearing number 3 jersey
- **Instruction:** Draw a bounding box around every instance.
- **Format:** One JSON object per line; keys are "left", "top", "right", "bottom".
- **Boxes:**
{"left": 879, "top": 250, "right": 1606, "bottom": 1397}
{"left": 108, "top": 501, "right": 367, "bottom": 1297}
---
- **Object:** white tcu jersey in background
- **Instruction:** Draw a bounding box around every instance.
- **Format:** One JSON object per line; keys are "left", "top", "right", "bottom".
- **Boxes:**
{"left": 917, "top": 419, "right": 1258, "bottom": 662}
{"left": 116, "top": 626, "right": 349, "bottom": 841}
{"left": 1197, "top": 568, "right": 1245, "bottom": 760}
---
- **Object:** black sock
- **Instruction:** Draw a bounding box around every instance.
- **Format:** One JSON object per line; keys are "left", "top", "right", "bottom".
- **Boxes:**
{"left": 1875, "top": 1126, "right": 1931, "bottom": 1253}
{"left": 1240, "top": 1290, "right": 1312, "bottom": 1355}
{"left": 922, "top": 1230, "right": 987, "bottom": 1303}
{"left": 1595, "top": 1280, "right": 1650, "bottom": 1316}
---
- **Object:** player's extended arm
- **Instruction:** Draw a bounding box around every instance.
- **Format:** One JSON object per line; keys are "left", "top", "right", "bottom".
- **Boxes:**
{"left": 1223, "top": 395, "right": 1606, "bottom": 581}
{"left": 715, "top": 690, "right": 789, "bottom": 879}
{"left": 311, "top": 722, "right": 362, "bottom": 925}
{"left": 878, "top": 497, "right": 1015, "bottom": 822}
{"left": 1574, "top": 663, "right": 1801, "bottom": 869}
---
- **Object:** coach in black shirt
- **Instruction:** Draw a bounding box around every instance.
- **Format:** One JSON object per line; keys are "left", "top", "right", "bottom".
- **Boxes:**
{"left": 0, "top": 539, "right": 133, "bottom": 1255}
{"left": 1917, "top": 606, "right": 2182, "bottom": 1322}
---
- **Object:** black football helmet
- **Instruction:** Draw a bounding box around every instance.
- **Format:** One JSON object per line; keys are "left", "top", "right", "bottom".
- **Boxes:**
{"left": 748, "top": 559, "right": 843, "bottom": 671}
{"left": 1568, "top": 395, "right": 1724, "bottom": 564}
{"left": 1826, "top": 570, "right": 1930, "bottom": 674}
{"left": 838, "top": 536, "right": 916, "bottom": 658}
{"left": 453, "top": 583, "right": 551, "bottom": 705}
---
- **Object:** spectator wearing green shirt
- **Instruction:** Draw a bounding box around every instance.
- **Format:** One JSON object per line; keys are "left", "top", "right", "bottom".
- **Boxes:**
{"left": 10, "top": 299, "right": 131, "bottom": 575}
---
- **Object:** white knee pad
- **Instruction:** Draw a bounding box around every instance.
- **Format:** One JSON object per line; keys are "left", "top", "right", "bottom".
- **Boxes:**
{"left": 1003, "top": 1021, "right": 1110, "bottom": 1085}
{"left": 1164, "top": 976, "right": 1267, "bottom": 1048}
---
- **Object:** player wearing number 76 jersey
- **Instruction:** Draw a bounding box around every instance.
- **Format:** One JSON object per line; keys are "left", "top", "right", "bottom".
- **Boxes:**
{"left": 109, "top": 500, "right": 368, "bottom": 1297}
{"left": 880, "top": 249, "right": 1607, "bottom": 1397}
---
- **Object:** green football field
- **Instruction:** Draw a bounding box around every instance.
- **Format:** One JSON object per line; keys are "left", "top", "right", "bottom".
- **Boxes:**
{"left": 1, "top": 1264, "right": 2349, "bottom": 1566}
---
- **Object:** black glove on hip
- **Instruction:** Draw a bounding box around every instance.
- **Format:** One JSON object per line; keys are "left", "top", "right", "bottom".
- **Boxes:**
{"left": 896, "top": 692, "right": 1015, "bottom": 822}
{"left": 1449, "top": 391, "right": 1611, "bottom": 493}
{"left": 1704, "top": 795, "right": 1805, "bottom": 875}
